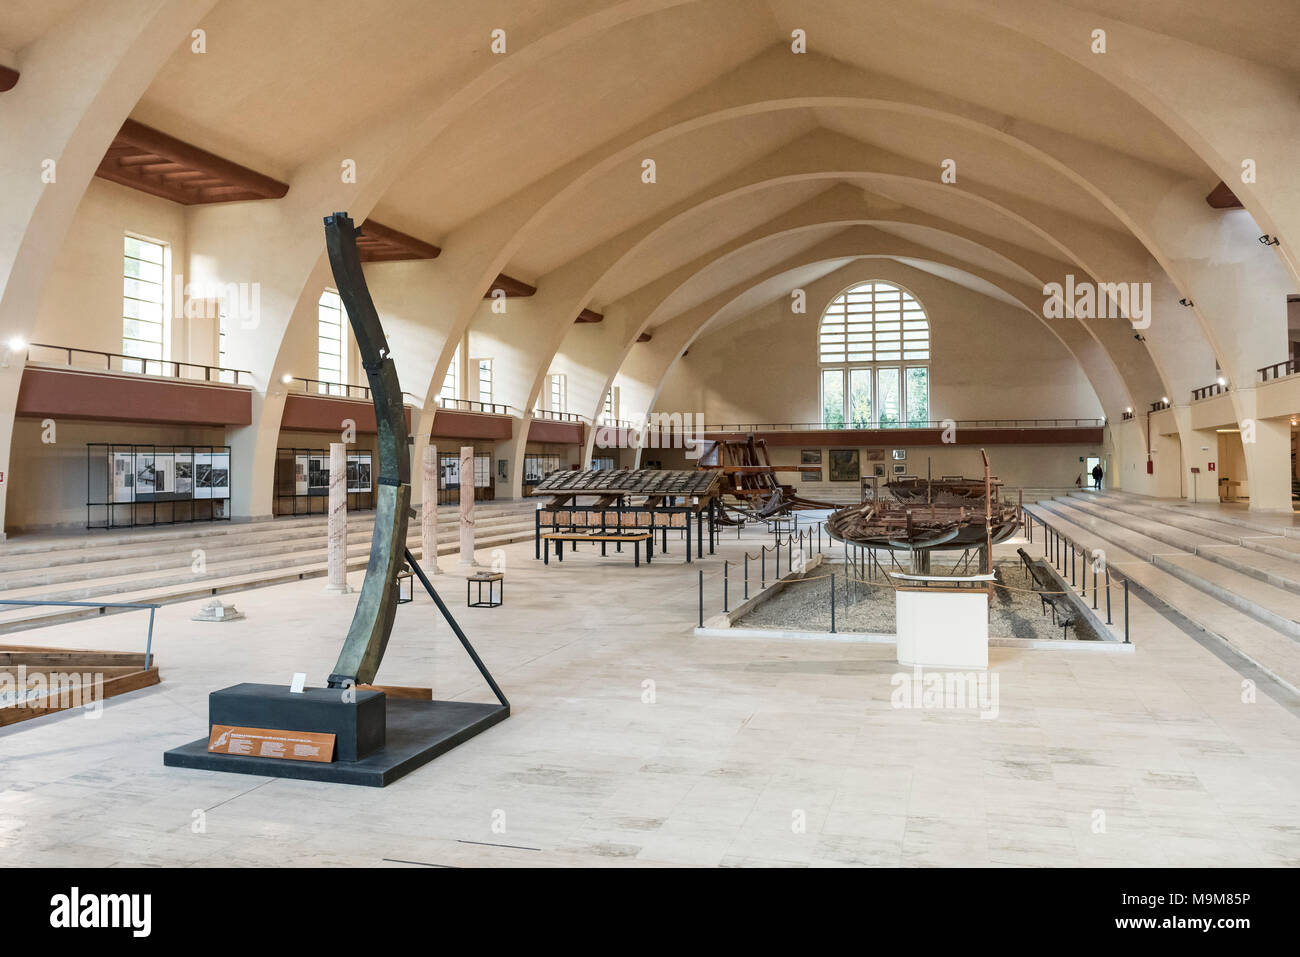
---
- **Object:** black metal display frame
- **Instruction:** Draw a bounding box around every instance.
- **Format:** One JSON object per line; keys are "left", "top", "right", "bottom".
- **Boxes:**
{"left": 533, "top": 496, "right": 718, "bottom": 563}
{"left": 86, "top": 443, "right": 232, "bottom": 529}
{"left": 273, "top": 446, "right": 376, "bottom": 516}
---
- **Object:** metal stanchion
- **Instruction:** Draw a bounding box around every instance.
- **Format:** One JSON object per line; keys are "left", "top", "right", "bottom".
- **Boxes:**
{"left": 830, "top": 572, "right": 836, "bottom": 634}
{"left": 744, "top": 553, "right": 750, "bottom": 600}
{"left": 723, "top": 561, "right": 729, "bottom": 613}
{"left": 1123, "top": 577, "right": 1130, "bottom": 644}
{"left": 698, "top": 569, "right": 704, "bottom": 628}
{"left": 1105, "top": 567, "right": 1112, "bottom": 623}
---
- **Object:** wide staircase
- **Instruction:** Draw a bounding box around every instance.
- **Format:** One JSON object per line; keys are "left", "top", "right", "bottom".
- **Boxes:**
{"left": 1025, "top": 490, "right": 1300, "bottom": 694}
{"left": 0, "top": 500, "right": 538, "bottom": 634}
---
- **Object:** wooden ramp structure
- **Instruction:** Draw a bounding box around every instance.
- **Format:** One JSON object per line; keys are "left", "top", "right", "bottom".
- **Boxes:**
{"left": 0, "top": 645, "right": 159, "bottom": 727}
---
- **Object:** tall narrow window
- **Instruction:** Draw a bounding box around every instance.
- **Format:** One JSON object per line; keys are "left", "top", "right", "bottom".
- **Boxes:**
{"left": 122, "top": 235, "right": 167, "bottom": 373}
{"left": 818, "top": 281, "right": 929, "bottom": 427}
{"left": 549, "top": 373, "right": 567, "bottom": 413}
{"left": 440, "top": 345, "right": 460, "bottom": 403}
{"left": 317, "top": 290, "right": 345, "bottom": 394}
{"left": 475, "top": 358, "right": 493, "bottom": 404}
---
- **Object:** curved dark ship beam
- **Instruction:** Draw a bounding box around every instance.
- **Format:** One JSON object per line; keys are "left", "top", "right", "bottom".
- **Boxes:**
{"left": 323, "top": 211, "right": 412, "bottom": 688}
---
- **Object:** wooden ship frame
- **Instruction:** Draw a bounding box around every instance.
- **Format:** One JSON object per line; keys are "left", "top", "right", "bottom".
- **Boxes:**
{"left": 698, "top": 435, "right": 836, "bottom": 521}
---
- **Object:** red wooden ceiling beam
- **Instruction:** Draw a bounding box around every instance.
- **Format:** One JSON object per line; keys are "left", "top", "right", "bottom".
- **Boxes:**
{"left": 1206, "top": 181, "right": 1244, "bottom": 209}
{"left": 483, "top": 274, "right": 537, "bottom": 298}
{"left": 95, "top": 119, "right": 289, "bottom": 205}
{"left": 356, "top": 219, "right": 441, "bottom": 262}
{"left": 574, "top": 308, "right": 603, "bottom": 323}
{"left": 0, "top": 65, "right": 18, "bottom": 92}
{"left": 636, "top": 332, "right": 652, "bottom": 343}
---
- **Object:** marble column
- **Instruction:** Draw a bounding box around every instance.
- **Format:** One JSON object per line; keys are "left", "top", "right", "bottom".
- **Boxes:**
{"left": 325, "top": 442, "right": 350, "bottom": 593}
{"left": 459, "top": 444, "right": 478, "bottom": 568}
{"left": 422, "top": 444, "right": 442, "bottom": 574}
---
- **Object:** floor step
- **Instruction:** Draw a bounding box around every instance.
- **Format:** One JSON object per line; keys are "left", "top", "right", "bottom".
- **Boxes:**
{"left": 1024, "top": 503, "right": 1300, "bottom": 694}
{"left": 0, "top": 518, "right": 538, "bottom": 635}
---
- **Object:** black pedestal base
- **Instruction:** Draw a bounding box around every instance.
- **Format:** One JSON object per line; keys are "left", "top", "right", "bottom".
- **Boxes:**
{"left": 164, "top": 698, "right": 508, "bottom": 787}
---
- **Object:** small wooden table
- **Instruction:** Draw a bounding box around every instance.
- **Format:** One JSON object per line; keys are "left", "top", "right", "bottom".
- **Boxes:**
{"left": 541, "top": 532, "right": 653, "bottom": 566}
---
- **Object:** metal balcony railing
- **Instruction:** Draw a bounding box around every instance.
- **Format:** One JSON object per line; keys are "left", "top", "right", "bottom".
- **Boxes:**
{"left": 1191, "top": 382, "right": 1229, "bottom": 401}
{"left": 691, "top": 418, "right": 1105, "bottom": 432}
{"left": 436, "top": 396, "right": 515, "bottom": 416}
{"left": 24, "top": 342, "right": 252, "bottom": 385}
{"left": 1259, "top": 357, "right": 1300, "bottom": 382}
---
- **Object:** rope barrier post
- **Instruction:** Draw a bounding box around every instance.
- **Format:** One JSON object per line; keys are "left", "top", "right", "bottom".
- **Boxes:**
{"left": 761, "top": 549, "right": 766, "bottom": 589}
{"left": 776, "top": 540, "right": 781, "bottom": 578}
{"left": 1092, "top": 562, "right": 1098, "bottom": 610}
{"left": 698, "top": 569, "right": 704, "bottom": 628}
{"left": 744, "top": 553, "right": 749, "bottom": 600}
{"left": 723, "top": 561, "right": 729, "bottom": 613}
{"left": 830, "top": 572, "right": 836, "bottom": 634}
{"left": 1123, "top": 577, "right": 1130, "bottom": 644}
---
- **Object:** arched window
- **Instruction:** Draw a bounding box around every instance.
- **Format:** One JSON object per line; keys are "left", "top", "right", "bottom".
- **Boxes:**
{"left": 818, "top": 281, "right": 930, "bottom": 428}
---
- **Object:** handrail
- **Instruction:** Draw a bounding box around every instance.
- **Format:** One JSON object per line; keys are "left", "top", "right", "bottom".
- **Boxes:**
{"left": 663, "top": 417, "right": 1105, "bottom": 432}
{"left": 531, "top": 408, "right": 589, "bottom": 423}
{"left": 25, "top": 342, "right": 251, "bottom": 385}
{"left": 1191, "top": 382, "right": 1229, "bottom": 401}
{"left": 290, "top": 376, "right": 374, "bottom": 400}
{"left": 436, "top": 396, "right": 516, "bottom": 416}
{"left": 1259, "top": 357, "right": 1300, "bottom": 382}
{"left": 0, "top": 599, "right": 159, "bottom": 669}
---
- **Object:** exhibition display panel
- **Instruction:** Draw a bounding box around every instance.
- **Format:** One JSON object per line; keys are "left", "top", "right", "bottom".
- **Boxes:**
{"left": 87, "top": 443, "right": 231, "bottom": 528}
{"left": 273, "top": 447, "right": 375, "bottom": 515}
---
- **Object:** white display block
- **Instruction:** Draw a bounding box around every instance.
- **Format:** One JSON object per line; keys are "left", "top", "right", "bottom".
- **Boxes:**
{"left": 895, "top": 588, "right": 988, "bottom": 670}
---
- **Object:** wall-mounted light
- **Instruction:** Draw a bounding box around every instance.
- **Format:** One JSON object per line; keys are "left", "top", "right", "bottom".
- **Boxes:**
{"left": 1161, "top": 396, "right": 1170, "bottom": 404}
{"left": 1125, "top": 407, "right": 1133, "bottom": 414}
{"left": 1178, "top": 298, "right": 1195, "bottom": 307}
{"left": 1259, "top": 234, "right": 1280, "bottom": 247}
{"left": 7, "top": 337, "right": 25, "bottom": 352}
{"left": 1217, "top": 376, "right": 1226, "bottom": 387}
{"left": 280, "top": 373, "right": 293, "bottom": 384}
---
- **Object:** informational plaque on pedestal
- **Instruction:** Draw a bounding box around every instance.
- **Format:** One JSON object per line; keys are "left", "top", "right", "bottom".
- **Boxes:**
{"left": 207, "top": 724, "right": 336, "bottom": 762}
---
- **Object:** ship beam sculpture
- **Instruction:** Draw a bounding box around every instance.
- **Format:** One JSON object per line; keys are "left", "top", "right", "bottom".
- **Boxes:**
{"left": 322, "top": 211, "right": 412, "bottom": 688}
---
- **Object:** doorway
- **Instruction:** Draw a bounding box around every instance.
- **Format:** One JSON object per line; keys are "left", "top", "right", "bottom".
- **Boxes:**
{"left": 1084, "top": 455, "right": 1102, "bottom": 490}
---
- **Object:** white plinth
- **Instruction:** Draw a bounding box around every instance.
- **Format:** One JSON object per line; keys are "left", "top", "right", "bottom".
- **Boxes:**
{"left": 895, "top": 588, "right": 988, "bottom": 670}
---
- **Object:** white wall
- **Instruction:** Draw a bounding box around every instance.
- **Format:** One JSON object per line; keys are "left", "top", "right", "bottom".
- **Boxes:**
{"left": 33, "top": 178, "right": 188, "bottom": 361}
{"left": 656, "top": 260, "right": 1102, "bottom": 426}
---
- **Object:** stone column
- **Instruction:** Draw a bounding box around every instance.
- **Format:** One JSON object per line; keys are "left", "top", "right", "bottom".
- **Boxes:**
{"left": 325, "top": 442, "right": 350, "bottom": 593}
{"left": 459, "top": 444, "right": 478, "bottom": 568}
{"left": 422, "top": 444, "right": 442, "bottom": 574}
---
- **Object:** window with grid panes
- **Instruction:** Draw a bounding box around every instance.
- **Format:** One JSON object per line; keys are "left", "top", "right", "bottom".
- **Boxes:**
{"left": 818, "top": 281, "right": 929, "bottom": 428}
{"left": 317, "top": 290, "right": 346, "bottom": 394}
{"left": 122, "top": 235, "right": 167, "bottom": 373}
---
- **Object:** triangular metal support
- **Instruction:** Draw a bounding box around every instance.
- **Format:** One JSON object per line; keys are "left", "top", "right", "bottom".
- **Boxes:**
{"left": 403, "top": 548, "right": 509, "bottom": 711}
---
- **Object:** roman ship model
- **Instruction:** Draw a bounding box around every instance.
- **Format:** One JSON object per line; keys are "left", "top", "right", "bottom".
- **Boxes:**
{"left": 826, "top": 450, "right": 1021, "bottom": 552}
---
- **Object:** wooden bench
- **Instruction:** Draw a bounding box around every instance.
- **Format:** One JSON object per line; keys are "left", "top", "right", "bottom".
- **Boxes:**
{"left": 1017, "top": 547, "right": 1077, "bottom": 638}
{"left": 541, "top": 532, "right": 654, "bottom": 566}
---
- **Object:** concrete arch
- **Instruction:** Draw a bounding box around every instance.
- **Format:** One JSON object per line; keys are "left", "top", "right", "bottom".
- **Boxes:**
{"left": 581, "top": 230, "right": 1132, "bottom": 477}
{"left": 0, "top": 0, "right": 220, "bottom": 536}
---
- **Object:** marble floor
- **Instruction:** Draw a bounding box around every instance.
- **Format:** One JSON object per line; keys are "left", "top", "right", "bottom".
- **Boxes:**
{"left": 1, "top": 525, "right": 1298, "bottom": 868}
